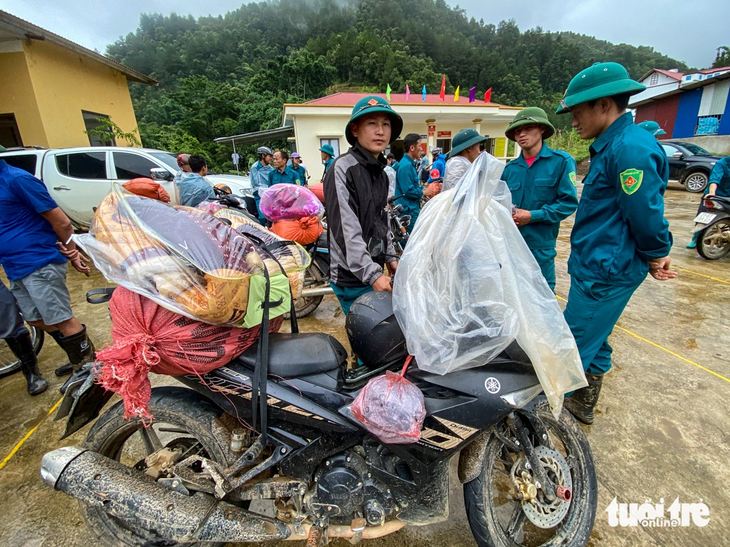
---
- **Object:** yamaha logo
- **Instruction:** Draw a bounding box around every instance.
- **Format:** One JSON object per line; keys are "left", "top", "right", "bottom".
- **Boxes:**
{"left": 485, "top": 377, "right": 501, "bottom": 394}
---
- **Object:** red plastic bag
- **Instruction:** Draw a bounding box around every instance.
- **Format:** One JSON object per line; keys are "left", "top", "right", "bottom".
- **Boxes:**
{"left": 122, "top": 178, "right": 171, "bottom": 202}
{"left": 96, "top": 287, "right": 282, "bottom": 421}
{"left": 351, "top": 359, "right": 425, "bottom": 444}
{"left": 270, "top": 217, "right": 324, "bottom": 245}
{"left": 308, "top": 182, "right": 325, "bottom": 203}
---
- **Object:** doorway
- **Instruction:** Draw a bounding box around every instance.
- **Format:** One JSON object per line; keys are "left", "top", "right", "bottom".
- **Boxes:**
{"left": 0, "top": 113, "right": 23, "bottom": 148}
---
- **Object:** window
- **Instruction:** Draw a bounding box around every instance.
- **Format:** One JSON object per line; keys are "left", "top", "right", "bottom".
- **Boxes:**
{"left": 3, "top": 154, "right": 37, "bottom": 175}
{"left": 82, "top": 111, "right": 116, "bottom": 146}
{"left": 113, "top": 152, "right": 160, "bottom": 180}
{"left": 649, "top": 73, "right": 659, "bottom": 86}
{"left": 696, "top": 115, "right": 721, "bottom": 136}
{"left": 56, "top": 152, "right": 107, "bottom": 179}
{"left": 661, "top": 144, "right": 678, "bottom": 157}
{"left": 436, "top": 138, "right": 451, "bottom": 153}
{"left": 0, "top": 113, "right": 23, "bottom": 148}
{"left": 320, "top": 138, "right": 340, "bottom": 157}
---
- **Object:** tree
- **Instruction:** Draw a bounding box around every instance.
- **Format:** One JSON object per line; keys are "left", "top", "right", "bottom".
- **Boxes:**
{"left": 712, "top": 46, "right": 730, "bottom": 68}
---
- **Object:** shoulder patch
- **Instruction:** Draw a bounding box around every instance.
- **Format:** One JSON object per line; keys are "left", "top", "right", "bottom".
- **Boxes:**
{"left": 569, "top": 171, "right": 577, "bottom": 186}
{"left": 620, "top": 168, "right": 643, "bottom": 195}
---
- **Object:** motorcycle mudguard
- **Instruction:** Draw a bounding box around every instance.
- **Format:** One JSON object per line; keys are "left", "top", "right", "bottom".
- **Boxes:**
{"left": 55, "top": 368, "right": 114, "bottom": 440}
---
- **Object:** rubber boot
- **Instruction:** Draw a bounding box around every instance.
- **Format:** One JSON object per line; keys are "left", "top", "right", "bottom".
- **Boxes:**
{"left": 686, "top": 232, "right": 699, "bottom": 249}
{"left": 56, "top": 327, "right": 96, "bottom": 395}
{"left": 5, "top": 332, "right": 49, "bottom": 396}
{"left": 564, "top": 373, "right": 603, "bottom": 425}
{"left": 49, "top": 330, "right": 73, "bottom": 377}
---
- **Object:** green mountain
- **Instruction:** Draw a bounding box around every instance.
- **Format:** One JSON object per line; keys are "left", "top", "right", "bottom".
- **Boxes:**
{"left": 106, "top": 0, "right": 692, "bottom": 169}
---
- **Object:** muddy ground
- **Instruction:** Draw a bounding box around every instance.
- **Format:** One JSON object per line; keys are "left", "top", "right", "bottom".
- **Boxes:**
{"left": 0, "top": 182, "right": 727, "bottom": 546}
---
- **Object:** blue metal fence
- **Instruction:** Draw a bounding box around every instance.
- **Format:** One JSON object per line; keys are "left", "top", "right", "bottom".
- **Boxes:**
{"left": 671, "top": 89, "right": 702, "bottom": 138}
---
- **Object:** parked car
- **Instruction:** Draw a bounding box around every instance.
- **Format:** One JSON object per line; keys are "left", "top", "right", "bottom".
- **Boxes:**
{"left": 0, "top": 147, "right": 252, "bottom": 228}
{"left": 661, "top": 141, "right": 721, "bottom": 193}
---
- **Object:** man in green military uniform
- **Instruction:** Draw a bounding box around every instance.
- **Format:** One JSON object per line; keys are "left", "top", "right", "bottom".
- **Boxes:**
{"left": 502, "top": 107, "right": 579, "bottom": 291}
{"left": 320, "top": 144, "right": 335, "bottom": 181}
{"left": 556, "top": 62, "right": 677, "bottom": 424}
{"left": 268, "top": 149, "right": 302, "bottom": 186}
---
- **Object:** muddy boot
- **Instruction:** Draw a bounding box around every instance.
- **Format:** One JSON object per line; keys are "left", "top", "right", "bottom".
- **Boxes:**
{"left": 686, "top": 232, "right": 699, "bottom": 249}
{"left": 564, "top": 373, "right": 603, "bottom": 425}
{"left": 49, "top": 330, "right": 73, "bottom": 377}
{"left": 56, "top": 327, "right": 96, "bottom": 395}
{"left": 6, "top": 332, "right": 49, "bottom": 396}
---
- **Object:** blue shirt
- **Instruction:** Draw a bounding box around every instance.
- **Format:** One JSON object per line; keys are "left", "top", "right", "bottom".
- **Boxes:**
{"left": 0, "top": 160, "right": 66, "bottom": 280}
{"left": 428, "top": 154, "right": 447, "bottom": 182}
{"left": 269, "top": 166, "right": 302, "bottom": 186}
{"left": 250, "top": 160, "right": 274, "bottom": 195}
{"left": 502, "top": 144, "right": 579, "bottom": 250}
{"left": 707, "top": 156, "right": 730, "bottom": 197}
{"left": 176, "top": 173, "right": 215, "bottom": 207}
{"left": 569, "top": 113, "right": 673, "bottom": 285}
{"left": 394, "top": 154, "right": 422, "bottom": 216}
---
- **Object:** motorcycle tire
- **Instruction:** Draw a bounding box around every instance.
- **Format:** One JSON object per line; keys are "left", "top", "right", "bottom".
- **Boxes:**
{"left": 0, "top": 325, "right": 44, "bottom": 378}
{"left": 696, "top": 221, "right": 730, "bottom": 260}
{"left": 464, "top": 399, "right": 597, "bottom": 547}
{"left": 81, "top": 386, "right": 231, "bottom": 547}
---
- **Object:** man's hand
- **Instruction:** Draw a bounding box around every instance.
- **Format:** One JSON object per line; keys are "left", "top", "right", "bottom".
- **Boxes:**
{"left": 387, "top": 261, "right": 398, "bottom": 276}
{"left": 372, "top": 275, "right": 392, "bottom": 292}
{"left": 512, "top": 208, "right": 531, "bottom": 227}
{"left": 648, "top": 256, "right": 677, "bottom": 281}
{"left": 58, "top": 242, "right": 91, "bottom": 276}
{"left": 423, "top": 184, "right": 436, "bottom": 198}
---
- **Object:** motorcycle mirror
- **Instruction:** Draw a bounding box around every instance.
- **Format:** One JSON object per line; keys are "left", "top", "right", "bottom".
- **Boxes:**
{"left": 150, "top": 168, "right": 174, "bottom": 181}
{"left": 393, "top": 204, "right": 404, "bottom": 214}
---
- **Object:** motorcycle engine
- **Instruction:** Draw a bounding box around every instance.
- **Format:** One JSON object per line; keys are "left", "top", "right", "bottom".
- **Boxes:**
{"left": 308, "top": 451, "right": 395, "bottom": 525}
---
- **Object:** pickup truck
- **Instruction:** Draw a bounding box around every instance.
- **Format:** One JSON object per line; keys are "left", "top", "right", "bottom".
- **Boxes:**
{"left": 0, "top": 146, "right": 251, "bottom": 228}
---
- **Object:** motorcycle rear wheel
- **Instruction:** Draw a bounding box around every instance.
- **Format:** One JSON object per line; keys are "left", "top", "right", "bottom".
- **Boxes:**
{"left": 81, "top": 386, "right": 231, "bottom": 547}
{"left": 697, "top": 221, "right": 730, "bottom": 260}
{"left": 464, "top": 400, "right": 597, "bottom": 547}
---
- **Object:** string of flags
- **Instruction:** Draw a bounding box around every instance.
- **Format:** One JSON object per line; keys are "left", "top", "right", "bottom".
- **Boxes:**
{"left": 387, "top": 75, "right": 492, "bottom": 103}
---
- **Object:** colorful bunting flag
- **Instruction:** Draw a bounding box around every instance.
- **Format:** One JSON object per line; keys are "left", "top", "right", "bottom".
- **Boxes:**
{"left": 422, "top": 85, "right": 427, "bottom": 102}
{"left": 439, "top": 75, "right": 446, "bottom": 101}
{"left": 454, "top": 86, "right": 460, "bottom": 101}
{"left": 406, "top": 84, "right": 410, "bottom": 102}
{"left": 386, "top": 83, "right": 391, "bottom": 101}
{"left": 469, "top": 86, "right": 476, "bottom": 103}
{"left": 484, "top": 87, "right": 492, "bottom": 103}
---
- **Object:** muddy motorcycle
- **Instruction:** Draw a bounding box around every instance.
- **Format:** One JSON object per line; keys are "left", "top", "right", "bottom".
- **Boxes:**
{"left": 42, "top": 289, "right": 597, "bottom": 547}
{"left": 693, "top": 194, "right": 730, "bottom": 260}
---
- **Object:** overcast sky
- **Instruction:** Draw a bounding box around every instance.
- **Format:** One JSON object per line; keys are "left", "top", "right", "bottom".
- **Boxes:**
{"left": 3, "top": 0, "right": 728, "bottom": 69}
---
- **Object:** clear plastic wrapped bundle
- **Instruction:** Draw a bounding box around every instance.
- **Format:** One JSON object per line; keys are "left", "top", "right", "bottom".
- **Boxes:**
{"left": 393, "top": 153, "right": 586, "bottom": 415}
{"left": 260, "top": 184, "right": 325, "bottom": 221}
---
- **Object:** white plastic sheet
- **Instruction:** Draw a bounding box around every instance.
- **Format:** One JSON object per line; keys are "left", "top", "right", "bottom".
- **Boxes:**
{"left": 393, "top": 152, "right": 586, "bottom": 415}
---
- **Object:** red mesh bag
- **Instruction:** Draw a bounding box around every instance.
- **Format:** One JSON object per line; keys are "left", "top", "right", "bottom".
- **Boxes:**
{"left": 96, "top": 287, "right": 282, "bottom": 421}
{"left": 270, "top": 217, "right": 324, "bottom": 245}
{"left": 351, "top": 358, "right": 425, "bottom": 444}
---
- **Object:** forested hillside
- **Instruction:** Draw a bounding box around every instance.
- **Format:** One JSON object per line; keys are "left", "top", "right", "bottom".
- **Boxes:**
{"left": 106, "top": 0, "right": 692, "bottom": 169}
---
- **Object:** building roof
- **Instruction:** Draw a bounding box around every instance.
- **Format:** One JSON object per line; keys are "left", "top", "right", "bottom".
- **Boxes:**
{"left": 214, "top": 125, "right": 294, "bottom": 146}
{"left": 639, "top": 68, "right": 684, "bottom": 83}
{"left": 0, "top": 10, "right": 157, "bottom": 85}
{"left": 305, "top": 92, "right": 511, "bottom": 107}
{"left": 696, "top": 66, "right": 730, "bottom": 75}
{"left": 632, "top": 69, "right": 730, "bottom": 107}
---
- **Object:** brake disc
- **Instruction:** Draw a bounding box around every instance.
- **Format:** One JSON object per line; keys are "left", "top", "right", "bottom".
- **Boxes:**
{"left": 521, "top": 445, "right": 573, "bottom": 529}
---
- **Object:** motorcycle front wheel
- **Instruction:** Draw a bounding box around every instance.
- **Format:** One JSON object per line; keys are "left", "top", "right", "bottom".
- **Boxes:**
{"left": 464, "top": 399, "right": 597, "bottom": 547}
{"left": 81, "top": 386, "right": 231, "bottom": 547}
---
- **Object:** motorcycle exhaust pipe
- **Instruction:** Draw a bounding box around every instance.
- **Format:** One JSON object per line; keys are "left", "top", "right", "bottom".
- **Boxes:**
{"left": 41, "top": 447, "right": 290, "bottom": 543}
{"left": 300, "top": 286, "right": 335, "bottom": 297}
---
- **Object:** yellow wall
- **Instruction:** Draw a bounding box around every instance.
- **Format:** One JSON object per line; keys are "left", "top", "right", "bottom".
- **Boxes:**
{"left": 20, "top": 39, "right": 140, "bottom": 148}
{"left": 0, "top": 46, "right": 49, "bottom": 147}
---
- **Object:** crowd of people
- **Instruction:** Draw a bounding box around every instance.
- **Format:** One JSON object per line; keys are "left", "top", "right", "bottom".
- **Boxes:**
{"left": 6, "top": 60, "right": 730, "bottom": 426}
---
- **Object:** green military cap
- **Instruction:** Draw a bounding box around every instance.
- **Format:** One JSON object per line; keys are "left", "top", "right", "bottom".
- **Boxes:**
{"left": 345, "top": 95, "right": 403, "bottom": 146}
{"left": 448, "top": 128, "right": 488, "bottom": 158}
{"left": 319, "top": 144, "right": 335, "bottom": 156}
{"left": 505, "top": 107, "right": 555, "bottom": 141}
{"left": 556, "top": 62, "right": 645, "bottom": 114}
{"left": 637, "top": 120, "right": 667, "bottom": 136}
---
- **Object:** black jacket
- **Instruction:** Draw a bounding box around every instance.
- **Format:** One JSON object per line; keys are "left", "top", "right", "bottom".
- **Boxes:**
{"left": 323, "top": 143, "right": 395, "bottom": 288}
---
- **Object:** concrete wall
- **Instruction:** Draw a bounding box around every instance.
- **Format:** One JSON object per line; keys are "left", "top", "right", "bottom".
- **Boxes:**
{"left": 668, "top": 136, "right": 730, "bottom": 155}
{"left": 0, "top": 41, "right": 48, "bottom": 147}
{"left": 20, "top": 39, "right": 140, "bottom": 148}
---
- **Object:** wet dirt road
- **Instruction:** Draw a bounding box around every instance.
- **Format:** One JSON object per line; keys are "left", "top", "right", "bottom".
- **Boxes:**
{"left": 0, "top": 183, "right": 727, "bottom": 546}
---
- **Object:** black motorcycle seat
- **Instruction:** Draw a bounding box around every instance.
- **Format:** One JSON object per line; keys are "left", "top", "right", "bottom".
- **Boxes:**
{"left": 231, "top": 332, "right": 348, "bottom": 379}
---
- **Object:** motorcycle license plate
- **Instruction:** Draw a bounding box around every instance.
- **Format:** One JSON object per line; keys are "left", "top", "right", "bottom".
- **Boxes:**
{"left": 694, "top": 212, "right": 717, "bottom": 224}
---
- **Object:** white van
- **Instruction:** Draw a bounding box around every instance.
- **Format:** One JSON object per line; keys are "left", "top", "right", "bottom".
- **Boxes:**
{"left": 0, "top": 147, "right": 251, "bottom": 228}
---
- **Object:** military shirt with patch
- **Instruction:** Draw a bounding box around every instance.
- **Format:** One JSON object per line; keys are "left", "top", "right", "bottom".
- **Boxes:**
{"left": 568, "top": 112, "right": 673, "bottom": 286}
{"left": 502, "top": 143, "right": 578, "bottom": 251}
